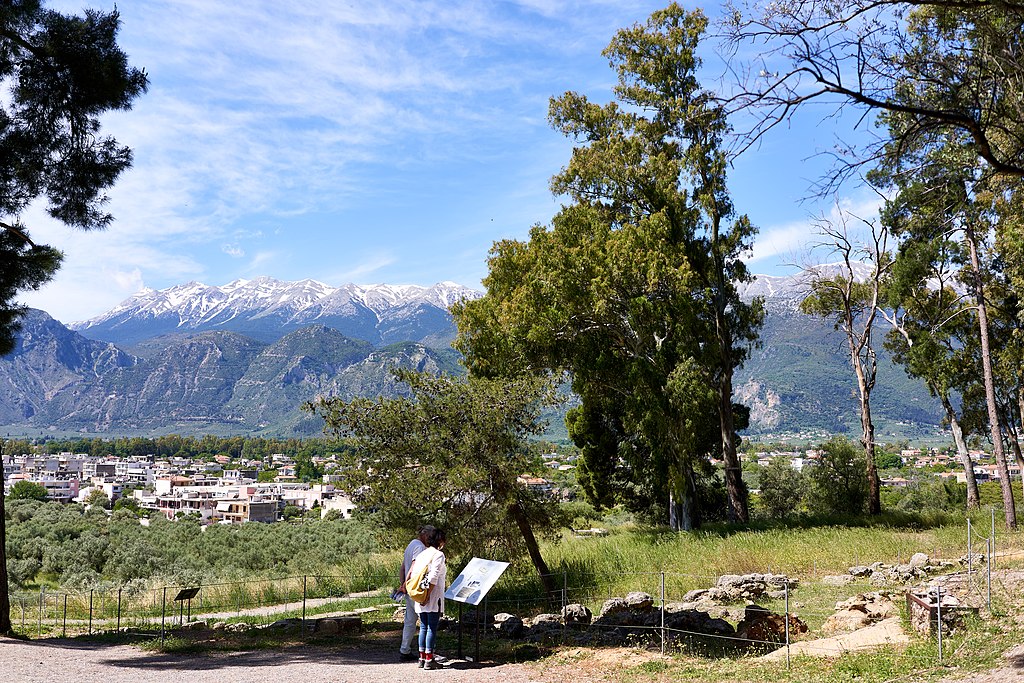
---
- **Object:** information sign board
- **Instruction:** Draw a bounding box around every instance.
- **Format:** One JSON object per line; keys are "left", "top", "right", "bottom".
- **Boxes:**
{"left": 444, "top": 558, "right": 510, "bottom": 606}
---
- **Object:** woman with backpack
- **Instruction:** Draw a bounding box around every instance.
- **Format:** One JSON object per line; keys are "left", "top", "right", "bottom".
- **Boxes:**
{"left": 407, "top": 527, "right": 447, "bottom": 669}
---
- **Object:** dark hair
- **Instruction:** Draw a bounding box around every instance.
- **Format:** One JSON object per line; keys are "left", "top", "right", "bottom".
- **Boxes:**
{"left": 417, "top": 524, "right": 435, "bottom": 539}
{"left": 426, "top": 527, "right": 446, "bottom": 549}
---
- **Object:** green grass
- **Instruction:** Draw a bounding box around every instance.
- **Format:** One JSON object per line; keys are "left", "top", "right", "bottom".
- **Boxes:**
{"left": 20, "top": 510, "right": 1024, "bottom": 683}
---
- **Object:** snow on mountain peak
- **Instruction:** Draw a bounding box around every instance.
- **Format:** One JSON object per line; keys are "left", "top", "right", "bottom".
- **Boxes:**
{"left": 73, "top": 278, "right": 481, "bottom": 333}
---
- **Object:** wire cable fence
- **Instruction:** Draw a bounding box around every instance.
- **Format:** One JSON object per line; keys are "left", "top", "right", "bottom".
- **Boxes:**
{"left": 7, "top": 515, "right": 1023, "bottom": 671}
{"left": 6, "top": 569, "right": 397, "bottom": 641}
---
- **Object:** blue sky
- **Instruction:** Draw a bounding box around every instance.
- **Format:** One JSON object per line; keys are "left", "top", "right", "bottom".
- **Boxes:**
{"left": 20, "top": 0, "right": 879, "bottom": 323}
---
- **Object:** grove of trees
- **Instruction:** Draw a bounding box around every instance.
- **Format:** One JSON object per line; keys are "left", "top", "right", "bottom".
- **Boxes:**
{"left": 4, "top": 498, "right": 377, "bottom": 590}
{"left": 453, "top": 4, "right": 762, "bottom": 531}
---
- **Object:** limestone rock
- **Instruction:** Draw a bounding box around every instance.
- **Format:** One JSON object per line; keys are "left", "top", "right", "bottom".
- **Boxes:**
{"left": 526, "top": 613, "right": 561, "bottom": 628}
{"left": 822, "top": 575, "right": 856, "bottom": 587}
{"left": 736, "top": 605, "right": 807, "bottom": 646}
{"left": 562, "top": 603, "right": 593, "bottom": 625}
{"left": 664, "top": 609, "right": 735, "bottom": 637}
{"left": 821, "top": 592, "right": 896, "bottom": 635}
{"left": 599, "top": 598, "right": 629, "bottom": 619}
{"left": 909, "top": 552, "right": 930, "bottom": 569}
{"left": 625, "top": 592, "right": 654, "bottom": 610}
{"left": 493, "top": 612, "right": 524, "bottom": 637}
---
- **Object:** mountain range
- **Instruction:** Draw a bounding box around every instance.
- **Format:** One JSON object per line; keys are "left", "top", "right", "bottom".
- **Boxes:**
{"left": 0, "top": 276, "right": 946, "bottom": 441}
{"left": 71, "top": 277, "right": 479, "bottom": 348}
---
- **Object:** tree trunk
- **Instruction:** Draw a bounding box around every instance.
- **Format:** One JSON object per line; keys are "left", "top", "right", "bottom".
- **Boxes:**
{"left": 667, "top": 481, "right": 700, "bottom": 532}
{"left": 0, "top": 462, "right": 10, "bottom": 634}
{"left": 709, "top": 207, "right": 749, "bottom": 524}
{"left": 942, "top": 393, "right": 980, "bottom": 510}
{"left": 508, "top": 501, "right": 556, "bottom": 596}
{"left": 966, "top": 223, "right": 1017, "bottom": 529}
{"left": 1018, "top": 391, "right": 1024, "bottom": 511}
{"left": 852, "top": 346, "right": 881, "bottom": 514}
{"left": 999, "top": 409, "right": 1024, "bottom": 511}
{"left": 718, "top": 369, "right": 748, "bottom": 523}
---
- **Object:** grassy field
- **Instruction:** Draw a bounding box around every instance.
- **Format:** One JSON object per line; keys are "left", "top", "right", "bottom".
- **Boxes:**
{"left": 17, "top": 508, "right": 1024, "bottom": 682}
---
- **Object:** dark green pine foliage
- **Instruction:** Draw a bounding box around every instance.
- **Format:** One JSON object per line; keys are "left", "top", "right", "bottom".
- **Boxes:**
{"left": 0, "top": 0, "right": 148, "bottom": 635}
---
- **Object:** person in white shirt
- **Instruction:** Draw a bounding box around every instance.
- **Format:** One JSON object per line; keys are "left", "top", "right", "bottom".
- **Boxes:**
{"left": 412, "top": 527, "right": 447, "bottom": 670}
{"left": 397, "top": 525, "right": 432, "bottom": 660}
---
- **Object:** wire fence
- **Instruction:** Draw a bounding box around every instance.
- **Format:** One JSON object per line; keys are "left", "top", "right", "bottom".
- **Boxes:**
{"left": 7, "top": 518, "right": 1024, "bottom": 671}
{"left": 6, "top": 571, "right": 395, "bottom": 641}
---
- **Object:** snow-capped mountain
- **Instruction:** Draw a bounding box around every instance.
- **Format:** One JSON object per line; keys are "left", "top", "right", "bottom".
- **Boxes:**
{"left": 70, "top": 278, "right": 482, "bottom": 348}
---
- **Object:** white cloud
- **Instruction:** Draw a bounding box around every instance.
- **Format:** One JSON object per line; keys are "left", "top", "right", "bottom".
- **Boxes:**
{"left": 19, "top": 1, "right": 705, "bottom": 319}
{"left": 748, "top": 193, "right": 887, "bottom": 273}
{"left": 326, "top": 254, "right": 398, "bottom": 284}
{"left": 747, "top": 220, "right": 814, "bottom": 270}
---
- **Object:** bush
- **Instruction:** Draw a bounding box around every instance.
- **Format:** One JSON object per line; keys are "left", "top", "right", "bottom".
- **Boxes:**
{"left": 806, "top": 437, "right": 868, "bottom": 516}
{"left": 757, "top": 456, "right": 806, "bottom": 518}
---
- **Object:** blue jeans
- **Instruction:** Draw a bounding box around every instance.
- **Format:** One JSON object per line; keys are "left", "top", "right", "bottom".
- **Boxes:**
{"left": 418, "top": 610, "right": 440, "bottom": 654}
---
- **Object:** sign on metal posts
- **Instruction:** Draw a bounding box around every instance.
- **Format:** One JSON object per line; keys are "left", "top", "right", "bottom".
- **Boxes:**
{"left": 444, "top": 558, "right": 510, "bottom": 665}
{"left": 174, "top": 587, "right": 201, "bottom": 626}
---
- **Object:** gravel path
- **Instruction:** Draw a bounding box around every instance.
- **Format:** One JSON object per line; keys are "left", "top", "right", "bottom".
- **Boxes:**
{"left": 1, "top": 637, "right": 547, "bottom": 683}
{"left": 5, "top": 636, "right": 1023, "bottom": 682}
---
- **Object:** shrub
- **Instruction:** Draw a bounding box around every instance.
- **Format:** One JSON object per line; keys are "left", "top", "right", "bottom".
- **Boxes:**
{"left": 757, "top": 456, "right": 806, "bottom": 518}
{"left": 806, "top": 437, "right": 868, "bottom": 516}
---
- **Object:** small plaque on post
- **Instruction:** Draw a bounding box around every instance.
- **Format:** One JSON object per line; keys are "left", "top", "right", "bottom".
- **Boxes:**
{"left": 173, "top": 587, "right": 200, "bottom": 602}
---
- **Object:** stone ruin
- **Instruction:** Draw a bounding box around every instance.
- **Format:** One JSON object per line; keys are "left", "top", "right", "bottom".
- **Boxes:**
{"left": 477, "top": 574, "right": 807, "bottom": 651}
{"left": 820, "top": 592, "right": 897, "bottom": 634}
{"left": 906, "top": 590, "right": 979, "bottom": 636}
{"left": 841, "top": 553, "right": 961, "bottom": 587}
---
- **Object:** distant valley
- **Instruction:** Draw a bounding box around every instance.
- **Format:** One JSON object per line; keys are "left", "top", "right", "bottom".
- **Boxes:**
{"left": 0, "top": 276, "right": 946, "bottom": 441}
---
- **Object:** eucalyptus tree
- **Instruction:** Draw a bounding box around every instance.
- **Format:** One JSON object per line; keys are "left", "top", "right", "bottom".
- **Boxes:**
{"left": 723, "top": 0, "right": 1024, "bottom": 187}
{"left": 454, "top": 4, "right": 761, "bottom": 529}
{"left": 882, "top": 242, "right": 984, "bottom": 509}
{"left": 0, "top": 2, "right": 147, "bottom": 634}
{"left": 872, "top": 122, "right": 1019, "bottom": 528}
{"left": 800, "top": 214, "right": 892, "bottom": 515}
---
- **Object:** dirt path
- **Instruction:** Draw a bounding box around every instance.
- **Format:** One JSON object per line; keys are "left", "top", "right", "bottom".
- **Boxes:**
{"left": 5, "top": 635, "right": 1024, "bottom": 683}
{"left": 1, "top": 637, "right": 548, "bottom": 683}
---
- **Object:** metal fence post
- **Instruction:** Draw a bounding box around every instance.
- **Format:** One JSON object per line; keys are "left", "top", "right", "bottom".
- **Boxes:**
{"left": 117, "top": 587, "right": 123, "bottom": 632}
{"left": 936, "top": 585, "right": 943, "bottom": 666}
{"left": 38, "top": 586, "right": 43, "bottom": 637}
{"left": 785, "top": 581, "right": 791, "bottom": 671}
{"left": 62, "top": 593, "right": 67, "bottom": 637}
{"left": 987, "top": 535, "right": 992, "bottom": 613}
{"left": 660, "top": 572, "right": 666, "bottom": 656}
{"left": 561, "top": 572, "right": 567, "bottom": 644}
{"left": 302, "top": 576, "right": 307, "bottom": 625}
{"left": 160, "top": 586, "right": 167, "bottom": 647}
{"left": 88, "top": 589, "right": 94, "bottom": 635}
{"left": 967, "top": 518, "right": 973, "bottom": 585}
{"left": 991, "top": 507, "right": 996, "bottom": 572}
